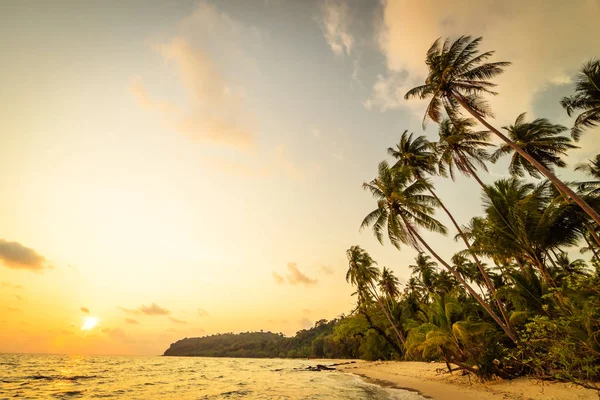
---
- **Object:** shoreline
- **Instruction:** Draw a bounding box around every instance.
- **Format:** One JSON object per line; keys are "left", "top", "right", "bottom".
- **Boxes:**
{"left": 338, "top": 361, "right": 598, "bottom": 400}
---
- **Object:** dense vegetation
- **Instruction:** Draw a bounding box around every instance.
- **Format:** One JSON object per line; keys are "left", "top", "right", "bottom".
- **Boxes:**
{"left": 350, "top": 36, "right": 600, "bottom": 387}
{"left": 166, "top": 36, "right": 600, "bottom": 388}
{"left": 164, "top": 319, "right": 392, "bottom": 360}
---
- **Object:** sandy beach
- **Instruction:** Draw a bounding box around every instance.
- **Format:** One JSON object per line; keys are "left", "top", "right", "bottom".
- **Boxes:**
{"left": 339, "top": 361, "right": 598, "bottom": 400}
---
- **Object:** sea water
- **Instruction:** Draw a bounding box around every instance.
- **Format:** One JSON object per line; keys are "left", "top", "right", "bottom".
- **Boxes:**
{"left": 0, "top": 354, "right": 427, "bottom": 399}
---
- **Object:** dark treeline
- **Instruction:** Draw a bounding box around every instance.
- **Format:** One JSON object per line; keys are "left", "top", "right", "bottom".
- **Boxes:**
{"left": 163, "top": 318, "right": 393, "bottom": 360}
{"left": 166, "top": 36, "right": 600, "bottom": 388}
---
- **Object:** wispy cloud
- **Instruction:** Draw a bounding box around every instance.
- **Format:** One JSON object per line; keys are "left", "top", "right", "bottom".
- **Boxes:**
{"left": 319, "top": 0, "right": 354, "bottom": 56}
{"left": 274, "top": 262, "right": 318, "bottom": 286}
{"left": 319, "top": 265, "right": 334, "bottom": 275}
{"left": 132, "top": 3, "right": 257, "bottom": 149}
{"left": 0, "top": 239, "right": 48, "bottom": 272}
{"left": 169, "top": 317, "right": 187, "bottom": 324}
{"left": 118, "top": 303, "right": 171, "bottom": 316}
{"left": 0, "top": 282, "right": 24, "bottom": 290}
{"left": 125, "top": 318, "right": 139, "bottom": 325}
{"left": 80, "top": 307, "right": 90, "bottom": 314}
{"left": 272, "top": 272, "right": 285, "bottom": 285}
{"left": 197, "top": 308, "right": 209, "bottom": 317}
{"left": 140, "top": 303, "right": 171, "bottom": 316}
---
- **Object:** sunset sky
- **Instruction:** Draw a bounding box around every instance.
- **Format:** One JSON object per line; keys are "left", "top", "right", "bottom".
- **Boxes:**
{"left": 1, "top": 0, "right": 599, "bottom": 355}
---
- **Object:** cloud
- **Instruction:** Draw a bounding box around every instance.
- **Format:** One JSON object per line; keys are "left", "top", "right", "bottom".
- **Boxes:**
{"left": 197, "top": 308, "right": 209, "bottom": 317}
{"left": 285, "top": 262, "right": 318, "bottom": 286}
{"left": 275, "top": 145, "right": 304, "bottom": 181}
{"left": 169, "top": 317, "right": 187, "bottom": 324}
{"left": 125, "top": 318, "right": 139, "bottom": 325}
{"left": 140, "top": 303, "right": 171, "bottom": 316}
{"left": 102, "top": 327, "right": 126, "bottom": 338}
{"left": 117, "top": 306, "right": 140, "bottom": 315}
{"left": 7, "top": 307, "right": 21, "bottom": 312}
{"left": 0, "top": 239, "right": 47, "bottom": 271}
{"left": 132, "top": 3, "right": 257, "bottom": 148}
{"left": 272, "top": 272, "right": 285, "bottom": 285}
{"left": 118, "top": 303, "right": 171, "bottom": 316}
{"left": 371, "top": 0, "right": 600, "bottom": 122}
{"left": 319, "top": 265, "right": 334, "bottom": 275}
{"left": 319, "top": 0, "right": 354, "bottom": 56}
{"left": 1, "top": 282, "right": 23, "bottom": 290}
{"left": 13, "top": 294, "right": 23, "bottom": 301}
{"left": 80, "top": 307, "right": 90, "bottom": 314}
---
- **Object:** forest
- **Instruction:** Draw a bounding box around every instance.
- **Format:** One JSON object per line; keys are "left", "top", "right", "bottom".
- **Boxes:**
{"left": 166, "top": 36, "right": 600, "bottom": 388}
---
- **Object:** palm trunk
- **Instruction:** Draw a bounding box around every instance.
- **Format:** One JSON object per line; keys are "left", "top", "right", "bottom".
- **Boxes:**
{"left": 424, "top": 185, "right": 515, "bottom": 339}
{"left": 361, "top": 309, "right": 404, "bottom": 356}
{"left": 452, "top": 92, "right": 600, "bottom": 228}
{"left": 587, "top": 223, "right": 600, "bottom": 248}
{"left": 368, "top": 282, "right": 406, "bottom": 347}
{"left": 401, "top": 217, "right": 518, "bottom": 343}
{"left": 583, "top": 234, "right": 600, "bottom": 262}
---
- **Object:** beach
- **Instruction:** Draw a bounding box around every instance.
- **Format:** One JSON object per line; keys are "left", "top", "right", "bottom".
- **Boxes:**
{"left": 339, "top": 361, "right": 598, "bottom": 400}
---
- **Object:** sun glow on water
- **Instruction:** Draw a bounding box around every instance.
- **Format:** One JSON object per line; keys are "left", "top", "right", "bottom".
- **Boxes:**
{"left": 81, "top": 316, "right": 99, "bottom": 331}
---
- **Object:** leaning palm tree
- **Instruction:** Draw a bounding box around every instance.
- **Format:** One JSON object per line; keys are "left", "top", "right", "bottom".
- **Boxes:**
{"left": 346, "top": 245, "right": 406, "bottom": 347}
{"left": 491, "top": 113, "right": 577, "bottom": 179}
{"left": 389, "top": 131, "right": 514, "bottom": 338}
{"left": 379, "top": 267, "right": 401, "bottom": 299}
{"left": 361, "top": 162, "right": 516, "bottom": 341}
{"left": 436, "top": 118, "right": 493, "bottom": 189}
{"left": 561, "top": 59, "right": 600, "bottom": 141}
{"left": 575, "top": 155, "right": 600, "bottom": 196}
{"left": 405, "top": 35, "right": 600, "bottom": 227}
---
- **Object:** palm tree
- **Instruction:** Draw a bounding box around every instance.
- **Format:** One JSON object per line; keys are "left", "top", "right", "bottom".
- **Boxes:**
{"left": 478, "top": 179, "right": 583, "bottom": 284}
{"left": 405, "top": 35, "right": 600, "bottom": 227}
{"left": 436, "top": 118, "right": 493, "bottom": 189}
{"left": 575, "top": 155, "right": 600, "bottom": 196}
{"left": 491, "top": 113, "right": 577, "bottom": 178}
{"left": 389, "top": 131, "right": 514, "bottom": 338}
{"left": 408, "top": 253, "right": 439, "bottom": 300}
{"left": 379, "top": 267, "right": 401, "bottom": 299}
{"left": 561, "top": 59, "right": 600, "bottom": 141}
{"left": 346, "top": 245, "right": 406, "bottom": 347}
{"left": 361, "top": 162, "right": 516, "bottom": 341}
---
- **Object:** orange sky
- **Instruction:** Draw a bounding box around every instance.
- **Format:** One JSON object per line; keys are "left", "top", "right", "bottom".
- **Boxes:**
{"left": 1, "top": 0, "right": 599, "bottom": 355}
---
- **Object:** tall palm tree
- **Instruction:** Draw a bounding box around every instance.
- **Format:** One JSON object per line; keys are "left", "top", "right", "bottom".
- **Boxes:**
{"left": 491, "top": 113, "right": 577, "bottom": 178}
{"left": 389, "top": 131, "right": 514, "bottom": 338}
{"left": 561, "top": 59, "right": 600, "bottom": 141}
{"left": 361, "top": 162, "right": 516, "bottom": 341}
{"left": 405, "top": 35, "right": 600, "bottom": 227}
{"left": 408, "top": 253, "right": 439, "bottom": 300}
{"left": 575, "top": 155, "right": 600, "bottom": 196}
{"left": 346, "top": 245, "right": 406, "bottom": 347}
{"left": 379, "top": 267, "right": 401, "bottom": 299}
{"left": 478, "top": 179, "right": 583, "bottom": 283}
{"left": 436, "top": 118, "right": 493, "bottom": 189}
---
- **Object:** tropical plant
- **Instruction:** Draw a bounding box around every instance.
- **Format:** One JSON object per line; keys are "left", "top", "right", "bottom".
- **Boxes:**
{"left": 346, "top": 245, "right": 406, "bottom": 347}
{"left": 436, "top": 117, "right": 493, "bottom": 188}
{"left": 405, "top": 35, "right": 600, "bottom": 227}
{"left": 575, "top": 155, "right": 600, "bottom": 196}
{"left": 389, "top": 130, "right": 515, "bottom": 339}
{"left": 491, "top": 113, "right": 577, "bottom": 178}
{"left": 561, "top": 59, "right": 600, "bottom": 141}
{"left": 361, "top": 162, "right": 515, "bottom": 339}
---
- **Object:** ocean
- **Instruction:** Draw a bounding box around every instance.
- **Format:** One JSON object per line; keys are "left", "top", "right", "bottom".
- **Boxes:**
{"left": 0, "top": 354, "right": 426, "bottom": 399}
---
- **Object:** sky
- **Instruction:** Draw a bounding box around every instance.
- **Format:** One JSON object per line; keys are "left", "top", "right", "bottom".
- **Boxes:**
{"left": 1, "top": 0, "right": 599, "bottom": 355}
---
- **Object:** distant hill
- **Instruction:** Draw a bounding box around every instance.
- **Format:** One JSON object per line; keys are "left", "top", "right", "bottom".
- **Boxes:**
{"left": 163, "top": 319, "right": 347, "bottom": 358}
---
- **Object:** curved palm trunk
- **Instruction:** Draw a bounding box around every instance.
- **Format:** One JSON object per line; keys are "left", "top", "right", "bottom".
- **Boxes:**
{"left": 368, "top": 283, "right": 406, "bottom": 347}
{"left": 361, "top": 309, "right": 404, "bottom": 356}
{"left": 583, "top": 234, "right": 600, "bottom": 262}
{"left": 401, "top": 217, "right": 517, "bottom": 343}
{"left": 425, "top": 186, "right": 515, "bottom": 338}
{"left": 453, "top": 92, "right": 600, "bottom": 228}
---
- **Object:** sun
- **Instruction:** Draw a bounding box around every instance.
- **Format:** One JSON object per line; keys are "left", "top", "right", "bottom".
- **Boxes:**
{"left": 81, "top": 316, "right": 99, "bottom": 331}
